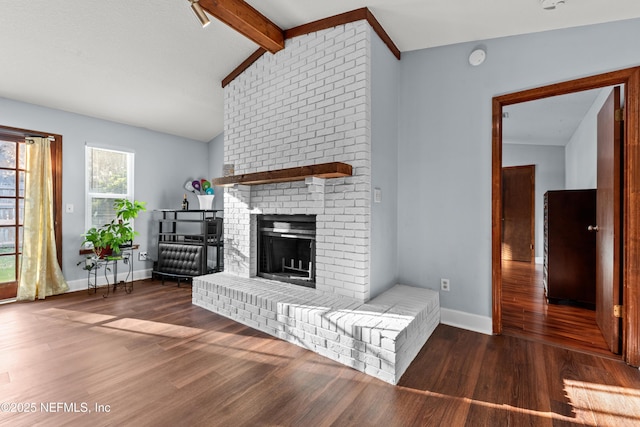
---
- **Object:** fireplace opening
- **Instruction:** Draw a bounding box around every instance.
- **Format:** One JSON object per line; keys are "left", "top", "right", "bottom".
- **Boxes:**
{"left": 257, "top": 215, "right": 316, "bottom": 288}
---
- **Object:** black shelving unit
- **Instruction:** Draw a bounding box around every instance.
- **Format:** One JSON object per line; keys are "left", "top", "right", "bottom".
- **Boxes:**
{"left": 154, "top": 209, "right": 224, "bottom": 278}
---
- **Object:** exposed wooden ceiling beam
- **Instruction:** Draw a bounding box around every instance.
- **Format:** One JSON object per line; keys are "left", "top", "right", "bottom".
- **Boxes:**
{"left": 222, "top": 7, "right": 400, "bottom": 88}
{"left": 199, "top": 0, "right": 284, "bottom": 53}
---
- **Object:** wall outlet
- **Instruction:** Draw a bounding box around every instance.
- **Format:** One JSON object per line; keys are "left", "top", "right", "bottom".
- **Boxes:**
{"left": 440, "top": 278, "right": 450, "bottom": 292}
{"left": 138, "top": 251, "right": 148, "bottom": 261}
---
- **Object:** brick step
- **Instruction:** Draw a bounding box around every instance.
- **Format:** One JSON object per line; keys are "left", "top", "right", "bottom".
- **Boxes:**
{"left": 193, "top": 273, "right": 440, "bottom": 384}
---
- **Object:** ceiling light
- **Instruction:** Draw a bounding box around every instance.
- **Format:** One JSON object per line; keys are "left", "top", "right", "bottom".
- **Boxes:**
{"left": 540, "top": 0, "right": 566, "bottom": 10}
{"left": 190, "top": 0, "right": 210, "bottom": 28}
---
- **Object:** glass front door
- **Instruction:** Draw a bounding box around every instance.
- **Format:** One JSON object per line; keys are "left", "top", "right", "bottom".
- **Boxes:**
{"left": 0, "top": 138, "right": 25, "bottom": 300}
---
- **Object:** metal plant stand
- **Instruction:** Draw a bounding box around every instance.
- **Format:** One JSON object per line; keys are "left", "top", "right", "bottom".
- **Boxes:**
{"left": 85, "top": 248, "right": 135, "bottom": 297}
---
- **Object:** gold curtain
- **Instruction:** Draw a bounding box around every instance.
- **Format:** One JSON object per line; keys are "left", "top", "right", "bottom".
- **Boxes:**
{"left": 17, "top": 137, "right": 68, "bottom": 300}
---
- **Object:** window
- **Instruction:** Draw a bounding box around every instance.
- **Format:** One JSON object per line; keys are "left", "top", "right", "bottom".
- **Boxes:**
{"left": 85, "top": 146, "right": 134, "bottom": 230}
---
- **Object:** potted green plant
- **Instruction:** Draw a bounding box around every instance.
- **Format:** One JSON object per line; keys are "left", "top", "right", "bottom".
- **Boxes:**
{"left": 112, "top": 198, "right": 146, "bottom": 249}
{"left": 81, "top": 226, "right": 113, "bottom": 259}
{"left": 114, "top": 199, "right": 147, "bottom": 222}
{"left": 81, "top": 198, "right": 146, "bottom": 258}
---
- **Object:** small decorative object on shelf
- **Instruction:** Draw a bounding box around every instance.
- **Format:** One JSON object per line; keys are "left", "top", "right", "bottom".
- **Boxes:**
{"left": 197, "top": 194, "right": 214, "bottom": 210}
{"left": 182, "top": 194, "right": 189, "bottom": 210}
{"left": 184, "top": 178, "right": 216, "bottom": 209}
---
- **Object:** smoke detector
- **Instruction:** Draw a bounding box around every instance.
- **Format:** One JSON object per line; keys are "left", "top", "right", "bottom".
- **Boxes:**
{"left": 540, "top": 0, "right": 565, "bottom": 10}
{"left": 469, "top": 48, "right": 486, "bottom": 66}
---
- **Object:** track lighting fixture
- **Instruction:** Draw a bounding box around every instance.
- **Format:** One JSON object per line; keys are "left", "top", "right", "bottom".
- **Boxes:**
{"left": 190, "top": 0, "right": 210, "bottom": 28}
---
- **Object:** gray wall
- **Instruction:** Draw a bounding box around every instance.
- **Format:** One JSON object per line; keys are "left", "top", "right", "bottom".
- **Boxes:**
{"left": 502, "top": 144, "right": 565, "bottom": 260}
{"left": 370, "top": 28, "right": 400, "bottom": 298}
{"left": 208, "top": 132, "right": 224, "bottom": 212}
{"left": 0, "top": 97, "right": 209, "bottom": 283}
{"left": 397, "top": 17, "right": 640, "bottom": 319}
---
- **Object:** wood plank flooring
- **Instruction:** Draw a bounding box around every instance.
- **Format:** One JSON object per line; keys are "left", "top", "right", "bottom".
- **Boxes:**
{"left": 2, "top": 280, "right": 640, "bottom": 426}
{"left": 502, "top": 260, "right": 613, "bottom": 358}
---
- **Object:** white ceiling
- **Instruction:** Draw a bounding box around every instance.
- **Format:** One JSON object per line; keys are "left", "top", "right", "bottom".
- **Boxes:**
{"left": 1, "top": 1, "right": 640, "bottom": 142}
{"left": 502, "top": 88, "right": 604, "bottom": 146}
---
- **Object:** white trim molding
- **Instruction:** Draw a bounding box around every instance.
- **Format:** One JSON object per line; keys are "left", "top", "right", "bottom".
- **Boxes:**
{"left": 66, "top": 268, "right": 153, "bottom": 294}
{"left": 440, "top": 307, "right": 492, "bottom": 335}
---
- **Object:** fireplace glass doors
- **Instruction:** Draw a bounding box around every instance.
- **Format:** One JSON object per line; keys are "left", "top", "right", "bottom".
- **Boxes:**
{"left": 257, "top": 215, "right": 316, "bottom": 288}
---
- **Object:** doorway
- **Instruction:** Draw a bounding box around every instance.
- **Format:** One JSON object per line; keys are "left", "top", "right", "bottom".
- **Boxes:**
{"left": 0, "top": 125, "right": 63, "bottom": 301}
{"left": 502, "top": 165, "right": 535, "bottom": 263}
{"left": 0, "top": 137, "right": 26, "bottom": 300}
{"left": 492, "top": 67, "right": 640, "bottom": 367}
{"left": 501, "top": 90, "right": 608, "bottom": 355}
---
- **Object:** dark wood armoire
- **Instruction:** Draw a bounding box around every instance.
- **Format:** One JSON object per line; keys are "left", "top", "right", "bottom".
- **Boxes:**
{"left": 543, "top": 189, "right": 596, "bottom": 308}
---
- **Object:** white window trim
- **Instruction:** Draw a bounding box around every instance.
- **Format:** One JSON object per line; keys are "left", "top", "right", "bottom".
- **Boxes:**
{"left": 85, "top": 145, "right": 135, "bottom": 231}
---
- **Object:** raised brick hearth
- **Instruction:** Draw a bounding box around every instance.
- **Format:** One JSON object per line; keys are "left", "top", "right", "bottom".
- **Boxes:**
{"left": 193, "top": 273, "right": 440, "bottom": 384}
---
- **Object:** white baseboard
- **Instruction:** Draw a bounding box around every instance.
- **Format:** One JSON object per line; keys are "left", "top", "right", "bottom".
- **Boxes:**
{"left": 64, "top": 271, "right": 495, "bottom": 337}
{"left": 66, "top": 268, "right": 153, "bottom": 293}
{"left": 440, "top": 308, "right": 492, "bottom": 335}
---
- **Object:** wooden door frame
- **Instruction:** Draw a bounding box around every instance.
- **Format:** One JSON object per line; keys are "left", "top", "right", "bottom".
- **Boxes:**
{"left": 492, "top": 67, "right": 640, "bottom": 366}
{"left": 502, "top": 165, "right": 535, "bottom": 262}
{"left": 0, "top": 125, "right": 63, "bottom": 268}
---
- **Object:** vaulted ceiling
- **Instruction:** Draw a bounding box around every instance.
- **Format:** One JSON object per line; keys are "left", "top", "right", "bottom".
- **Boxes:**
{"left": 1, "top": 1, "right": 640, "bottom": 142}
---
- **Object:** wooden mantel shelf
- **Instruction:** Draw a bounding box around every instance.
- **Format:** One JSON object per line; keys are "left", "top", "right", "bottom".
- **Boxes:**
{"left": 212, "top": 162, "right": 352, "bottom": 186}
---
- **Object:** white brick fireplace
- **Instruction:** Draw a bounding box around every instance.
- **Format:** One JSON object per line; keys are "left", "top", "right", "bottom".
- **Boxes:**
{"left": 223, "top": 20, "right": 372, "bottom": 301}
{"left": 193, "top": 16, "right": 440, "bottom": 384}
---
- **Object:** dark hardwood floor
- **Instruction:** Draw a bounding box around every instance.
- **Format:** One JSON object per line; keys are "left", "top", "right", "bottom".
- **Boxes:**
{"left": 502, "top": 259, "right": 613, "bottom": 358}
{"left": 2, "top": 280, "right": 640, "bottom": 426}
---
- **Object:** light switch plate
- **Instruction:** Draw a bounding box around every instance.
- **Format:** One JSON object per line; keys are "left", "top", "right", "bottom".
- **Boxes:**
{"left": 374, "top": 188, "right": 382, "bottom": 203}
